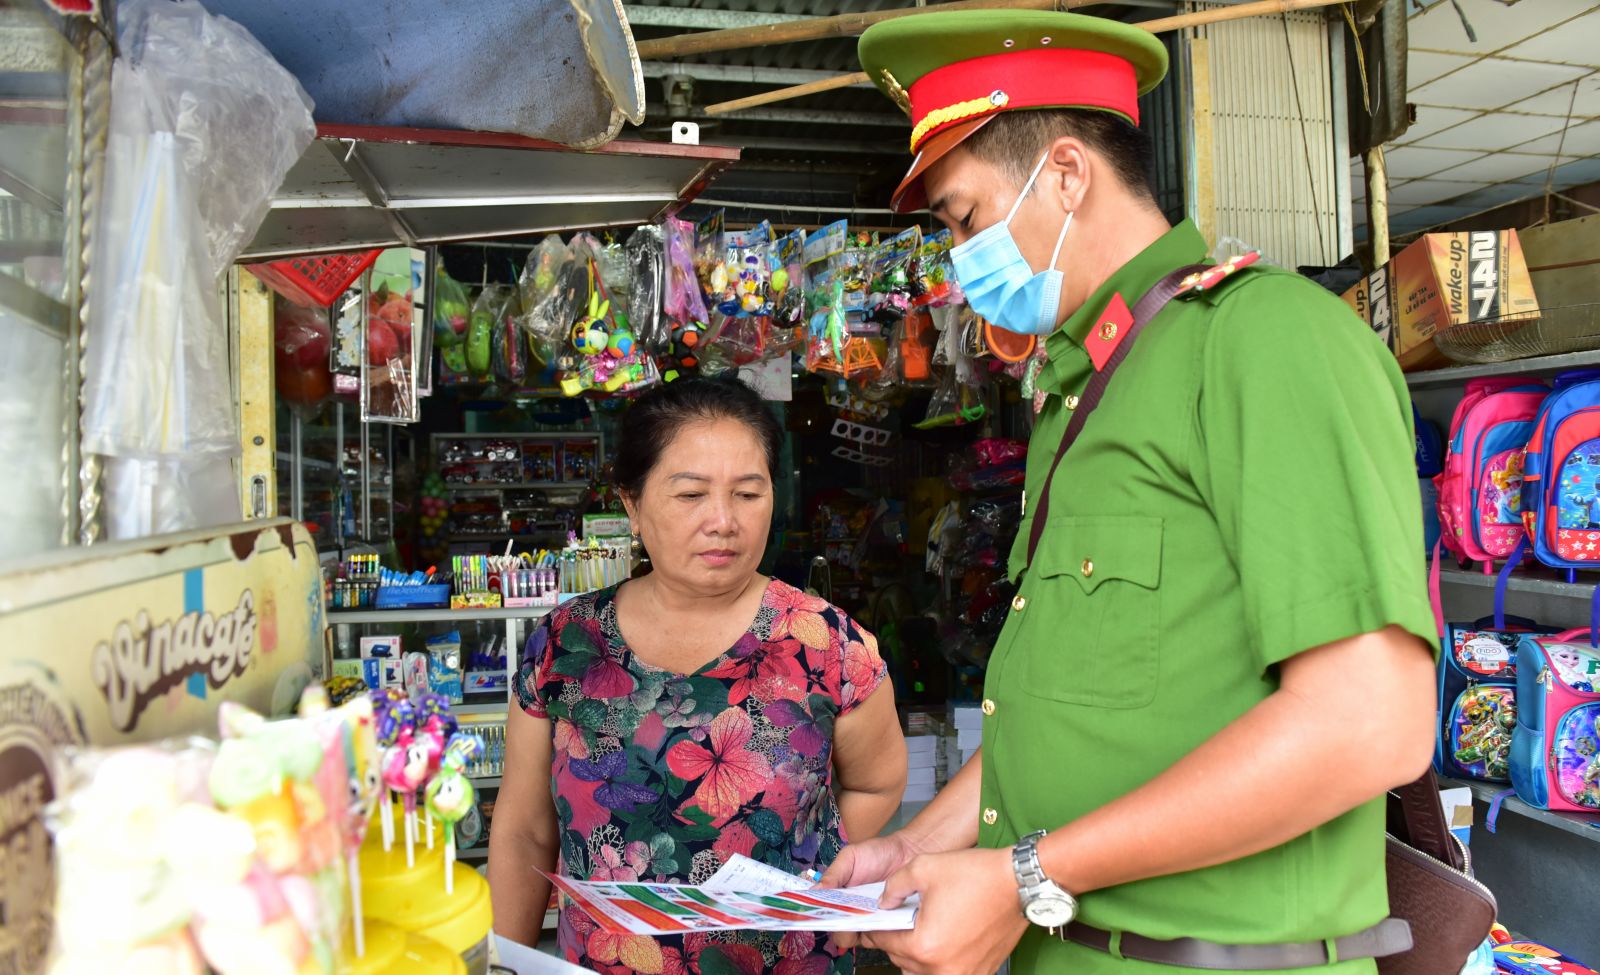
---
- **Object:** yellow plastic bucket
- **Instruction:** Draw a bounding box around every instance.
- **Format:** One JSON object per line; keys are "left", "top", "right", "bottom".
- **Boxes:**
{"left": 360, "top": 812, "right": 493, "bottom": 975}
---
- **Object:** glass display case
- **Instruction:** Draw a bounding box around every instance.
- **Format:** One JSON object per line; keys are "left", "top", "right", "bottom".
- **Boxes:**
{"left": 278, "top": 401, "right": 399, "bottom": 548}
{"left": 433, "top": 432, "right": 602, "bottom": 553}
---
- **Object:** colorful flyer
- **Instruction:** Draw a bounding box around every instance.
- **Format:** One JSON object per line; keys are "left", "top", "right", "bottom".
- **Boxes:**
{"left": 540, "top": 870, "right": 915, "bottom": 937}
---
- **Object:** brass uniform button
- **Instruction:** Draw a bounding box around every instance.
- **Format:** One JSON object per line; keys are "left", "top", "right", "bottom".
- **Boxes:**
{"left": 1100, "top": 321, "right": 1119, "bottom": 341}
{"left": 983, "top": 807, "right": 999, "bottom": 825}
{"left": 1012, "top": 595, "right": 1027, "bottom": 612}
{"left": 982, "top": 698, "right": 996, "bottom": 716}
{"left": 1081, "top": 559, "right": 1095, "bottom": 578}
{"left": 1064, "top": 394, "right": 1080, "bottom": 410}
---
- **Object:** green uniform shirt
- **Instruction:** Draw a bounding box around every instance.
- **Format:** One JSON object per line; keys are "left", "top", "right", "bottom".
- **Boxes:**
{"left": 980, "top": 220, "right": 1436, "bottom": 974}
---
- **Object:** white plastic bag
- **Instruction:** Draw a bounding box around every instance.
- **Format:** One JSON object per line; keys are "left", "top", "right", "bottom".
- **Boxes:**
{"left": 80, "top": 0, "right": 313, "bottom": 535}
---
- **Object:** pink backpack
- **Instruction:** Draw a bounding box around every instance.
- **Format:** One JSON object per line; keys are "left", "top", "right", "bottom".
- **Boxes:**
{"left": 1434, "top": 378, "right": 1549, "bottom": 567}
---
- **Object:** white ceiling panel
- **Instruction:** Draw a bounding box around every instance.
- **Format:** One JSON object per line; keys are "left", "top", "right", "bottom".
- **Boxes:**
{"left": 1503, "top": 76, "right": 1600, "bottom": 117}
{"left": 1506, "top": 119, "right": 1600, "bottom": 155}
{"left": 1408, "top": 50, "right": 1477, "bottom": 87}
{"left": 1398, "top": 106, "right": 1482, "bottom": 144}
{"left": 1406, "top": 0, "right": 1593, "bottom": 55}
{"left": 1427, "top": 151, "right": 1561, "bottom": 183}
{"left": 1415, "top": 111, "right": 1569, "bottom": 149}
{"left": 1412, "top": 59, "right": 1591, "bottom": 109}
{"left": 1383, "top": 146, "right": 1486, "bottom": 179}
{"left": 1387, "top": 178, "right": 1486, "bottom": 205}
{"left": 1500, "top": 10, "right": 1600, "bottom": 63}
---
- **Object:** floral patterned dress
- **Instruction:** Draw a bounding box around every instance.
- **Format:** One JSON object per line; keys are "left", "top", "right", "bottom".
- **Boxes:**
{"left": 516, "top": 578, "right": 890, "bottom": 975}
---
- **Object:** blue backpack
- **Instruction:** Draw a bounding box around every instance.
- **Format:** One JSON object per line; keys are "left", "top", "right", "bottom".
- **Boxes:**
{"left": 1435, "top": 616, "right": 1551, "bottom": 782}
{"left": 1516, "top": 371, "right": 1600, "bottom": 571}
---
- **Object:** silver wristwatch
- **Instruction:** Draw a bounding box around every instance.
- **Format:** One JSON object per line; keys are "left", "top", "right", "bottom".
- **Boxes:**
{"left": 1012, "top": 830, "right": 1078, "bottom": 929}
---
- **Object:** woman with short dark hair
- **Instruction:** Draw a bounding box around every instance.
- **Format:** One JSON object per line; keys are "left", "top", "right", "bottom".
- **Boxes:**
{"left": 489, "top": 376, "right": 909, "bottom": 975}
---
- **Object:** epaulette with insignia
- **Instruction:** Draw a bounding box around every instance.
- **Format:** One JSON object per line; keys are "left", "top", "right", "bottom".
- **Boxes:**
{"left": 1175, "top": 251, "right": 1261, "bottom": 300}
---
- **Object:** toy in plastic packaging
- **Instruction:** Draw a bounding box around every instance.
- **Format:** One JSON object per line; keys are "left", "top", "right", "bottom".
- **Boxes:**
{"left": 695, "top": 210, "right": 727, "bottom": 303}
{"left": 771, "top": 229, "right": 808, "bottom": 329}
{"left": 1492, "top": 940, "right": 1599, "bottom": 975}
{"left": 718, "top": 222, "right": 774, "bottom": 317}
{"left": 274, "top": 296, "right": 333, "bottom": 413}
{"left": 466, "top": 285, "right": 516, "bottom": 379}
{"left": 663, "top": 217, "right": 709, "bottom": 326}
{"left": 433, "top": 267, "right": 470, "bottom": 349}
{"left": 868, "top": 226, "right": 923, "bottom": 325}
{"left": 626, "top": 224, "right": 667, "bottom": 352}
{"left": 491, "top": 290, "right": 528, "bottom": 386}
{"left": 914, "top": 230, "right": 961, "bottom": 307}
{"left": 520, "top": 235, "right": 587, "bottom": 361}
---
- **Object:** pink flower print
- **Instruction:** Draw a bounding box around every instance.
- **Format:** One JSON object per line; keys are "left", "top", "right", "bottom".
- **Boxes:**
{"left": 660, "top": 947, "right": 688, "bottom": 975}
{"left": 581, "top": 654, "right": 635, "bottom": 699}
{"left": 842, "top": 639, "right": 882, "bottom": 708}
{"left": 553, "top": 719, "right": 591, "bottom": 760}
{"left": 774, "top": 956, "right": 831, "bottom": 975}
{"left": 555, "top": 755, "right": 612, "bottom": 838}
{"left": 705, "top": 633, "right": 802, "bottom": 704}
{"left": 711, "top": 822, "right": 758, "bottom": 861}
{"left": 587, "top": 929, "right": 665, "bottom": 974}
{"left": 767, "top": 585, "right": 833, "bottom": 650}
{"left": 665, "top": 707, "right": 774, "bottom": 824}
{"left": 593, "top": 841, "right": 652, "bottom": 882}
{"left": 691, "top": 944, "right": 763, "bottom": 975}
{"left": 779, "top": 932, "right": 817, "bottom": 960}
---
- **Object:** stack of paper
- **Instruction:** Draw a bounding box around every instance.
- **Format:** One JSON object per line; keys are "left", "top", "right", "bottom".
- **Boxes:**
{"left": 945, "top": 704, "right": 982, "bottom": 780}
{"left": 905, "top": 734, "right": 939, "bottom": 802}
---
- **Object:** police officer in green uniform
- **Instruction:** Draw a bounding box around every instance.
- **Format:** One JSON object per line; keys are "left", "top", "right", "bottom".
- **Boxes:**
{"left": 822, "top": 10, "right": 1439, "bottom": 975}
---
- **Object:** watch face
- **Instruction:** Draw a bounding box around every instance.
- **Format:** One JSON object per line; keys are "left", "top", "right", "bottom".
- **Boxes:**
{"left": 1024, "top": 896, "right": 1076, "bottom": 928}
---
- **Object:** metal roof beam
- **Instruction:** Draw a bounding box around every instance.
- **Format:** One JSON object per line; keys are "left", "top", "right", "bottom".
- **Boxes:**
{"left": 623, "top": 6, "right": 819, "bottom": 30}
{"left": 640, "top": 61, "right": 875, "bottom": 88}
{"left": 645, "top": 104, "right": 906, "bottom": 127}
{"left": 707, "top": 135, "right": 903, "bottom": 154}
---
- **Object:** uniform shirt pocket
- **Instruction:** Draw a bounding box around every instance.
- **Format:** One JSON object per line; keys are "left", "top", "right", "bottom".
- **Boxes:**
{"left": 1018, "top": 515, "right": 1163, "bottom": 709}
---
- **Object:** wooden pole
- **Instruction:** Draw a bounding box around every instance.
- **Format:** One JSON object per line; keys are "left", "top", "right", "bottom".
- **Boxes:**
{"left": 706, "top": 72, "right": 872, "bottom": 117}
{"left": 1365, "top": 145, "right": 1390, "bottom": 268}
{"left": 637, "top": 0, "right": 1087, "bottom": 62}
{"left": 698, "top": 0, "right": 1356, "bottom": 116}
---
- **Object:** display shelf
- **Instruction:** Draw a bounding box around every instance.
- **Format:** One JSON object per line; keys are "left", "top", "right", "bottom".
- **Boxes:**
{"left": 1436, "top": 566, "right": 1599, "bottom": 599}
{"left": 458, "top": 847, "right": 490, "bottom": 861}
{"left": 470, "top": 775, "right": 502, "bottom": 788}
{"left": 1443, "top": 777, "right": 1600, "bottom": 842}
{"left": 445, "top": 481, "right": 590, "bottom": 492}
{"left": 1406, "top": 349, "right": 1600, "bottom": 389}
{"left": 455, "top": 701, "right": 510, "bottom": 717}
{"left": 328, "top": 607, "right": 551, "bottom": 624}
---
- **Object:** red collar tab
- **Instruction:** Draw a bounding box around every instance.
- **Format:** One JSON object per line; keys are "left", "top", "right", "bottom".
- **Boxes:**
{"left": 1085, "top": 292, "right": 1133, "bottom": 371}
{"left": 908, "top": 47, "right": 1140, "bottom": 153}
{"left": 1176, "top": 251, "right": 1262, "bottom": 298}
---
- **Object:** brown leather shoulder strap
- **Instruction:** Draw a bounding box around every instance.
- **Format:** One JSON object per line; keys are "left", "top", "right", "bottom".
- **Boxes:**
{"left": 1024, "top": 264, "right": 1210, "bottom": 566}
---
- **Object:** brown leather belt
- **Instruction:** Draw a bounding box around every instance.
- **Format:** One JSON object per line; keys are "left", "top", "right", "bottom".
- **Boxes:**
{"left": 1058, "top": 917, "right": 1414, "bottom": 970}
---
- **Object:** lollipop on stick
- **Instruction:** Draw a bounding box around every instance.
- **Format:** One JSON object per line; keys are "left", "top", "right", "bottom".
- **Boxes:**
{"left": 371, "top": 691, "right": 415, "bottom": 852}
{"left": 425, "top": 733, "right": 485, "bottom": 895}
{"left": 380, "top": 726, "right": 433, "bottom": 868}
{"left": 415, "top": 697, "right": 457, "bottom": 849}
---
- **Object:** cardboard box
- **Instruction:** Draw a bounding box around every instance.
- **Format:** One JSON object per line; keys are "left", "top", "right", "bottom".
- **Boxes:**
{"left": 1341, "top": 230, "right": 1540, "bottom": 372}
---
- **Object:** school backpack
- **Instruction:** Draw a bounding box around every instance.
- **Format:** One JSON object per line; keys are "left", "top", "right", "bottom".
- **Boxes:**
{"left": 1517, "top": 371, "right": 1600, "bottom": 570}
{"left": 1509, "top": 629, "right": 1600, "bottom": 812}
{"left": 1434, "top": 378, "right": 1548, "bottom": 567}
{"left": 1435, "top": 616, "right": 1553, "bottom": 782}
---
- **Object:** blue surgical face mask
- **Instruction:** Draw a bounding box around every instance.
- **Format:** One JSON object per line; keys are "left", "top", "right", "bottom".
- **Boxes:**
{"left": 949, "top": 151, "right": 1073, "bottom": 336}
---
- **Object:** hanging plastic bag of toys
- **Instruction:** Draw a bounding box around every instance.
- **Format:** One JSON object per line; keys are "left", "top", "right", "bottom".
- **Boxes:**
{"left": 625, "top": 224, "right": 667, "bottom": 352}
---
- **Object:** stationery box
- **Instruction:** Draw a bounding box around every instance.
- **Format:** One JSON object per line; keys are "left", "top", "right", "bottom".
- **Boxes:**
{"left": 907, "top": 766, "right": 936, "bottom": 787}
{"left": 903, "top": 782, "right": 937, "bottom": 803}
{"left": 949, "top": 705, "right": 982, "bottom": 731}
{"left": 359, "top": 635, "right": 403, "bottom": 690}
{"left": 956, "top": 728, "right": 982, "bottom": 751}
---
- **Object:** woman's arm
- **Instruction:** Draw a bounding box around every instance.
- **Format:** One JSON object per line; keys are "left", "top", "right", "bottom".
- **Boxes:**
{"left": 487, "top": 704, "right": 560, "bottom": 947}
{"left": 831, "top": 681, "right": 908, "bottom": 843}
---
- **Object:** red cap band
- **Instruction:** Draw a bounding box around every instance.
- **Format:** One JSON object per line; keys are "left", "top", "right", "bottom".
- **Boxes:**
{"left": 908, "top": 47, "right": 1140, "bottom": 152}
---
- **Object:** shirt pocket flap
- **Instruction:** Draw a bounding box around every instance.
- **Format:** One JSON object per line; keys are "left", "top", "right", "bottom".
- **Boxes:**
{"left": 1033, "top": 515, "right": 1163, "bottom": 594}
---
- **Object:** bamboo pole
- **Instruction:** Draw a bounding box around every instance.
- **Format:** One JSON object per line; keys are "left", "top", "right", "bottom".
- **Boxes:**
{"left": 695, "top": 0, "right": 1356, "bottom": 116}
{"left": 637, "top": 0, "right": 1090, "bottom": 62}
{"left": 706, "top": 72, "right": 872, "bottom": 117}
